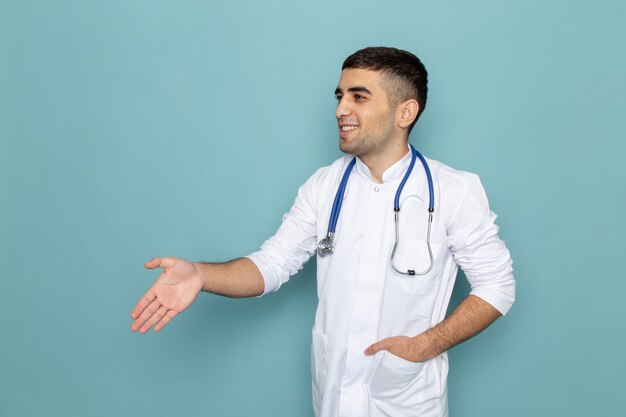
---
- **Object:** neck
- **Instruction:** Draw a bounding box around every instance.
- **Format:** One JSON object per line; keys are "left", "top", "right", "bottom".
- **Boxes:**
{"left": 359, "top": 141, "right": 409, "bottom": 184}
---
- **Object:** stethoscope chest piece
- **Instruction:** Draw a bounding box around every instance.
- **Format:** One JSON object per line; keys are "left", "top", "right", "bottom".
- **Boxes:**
{"left": 317, "top": 234, "right": 335, "bottom": 256}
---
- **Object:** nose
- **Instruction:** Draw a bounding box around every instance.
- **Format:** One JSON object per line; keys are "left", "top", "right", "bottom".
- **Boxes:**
{"left": 336, "top": 97, "right": 351, "bottom": 120}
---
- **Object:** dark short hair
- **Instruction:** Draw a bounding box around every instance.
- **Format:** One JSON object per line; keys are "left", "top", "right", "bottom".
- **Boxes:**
{"left": 342, "top": 47, "right": 428, "bottom": 132}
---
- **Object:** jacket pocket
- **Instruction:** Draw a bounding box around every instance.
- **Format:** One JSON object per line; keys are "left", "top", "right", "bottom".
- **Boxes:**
{"left": 368, "top": 350, "right": 426, "bottom": 403}
{"left": 366, "top": 351, "right": 447, "bottom": 417}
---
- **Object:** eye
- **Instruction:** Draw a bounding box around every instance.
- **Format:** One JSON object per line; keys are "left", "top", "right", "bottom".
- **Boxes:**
{"left": 335, "top": 94, "right": 343, "bottom": 101}
{"left": 354, "top": 94, "right": 366, "bottom": 101}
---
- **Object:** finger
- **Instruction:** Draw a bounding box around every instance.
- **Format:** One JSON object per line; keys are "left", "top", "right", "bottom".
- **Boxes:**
{"left": 144, "top": 257, "right": 177, "bottom": 270}
{"left": 131, "top": 299, "right": 161, "bottom": 332}
{"left": 130, "top": 288, "right": 156, "bottom": 320}
{"left": 154, "top": 310, "right": 178, "bottom": 332}
{"left": 140, "top": 305, "right": 169, "bottom": 333}
{"left": 364, "top": 337, "right": 394, "bottom": 356}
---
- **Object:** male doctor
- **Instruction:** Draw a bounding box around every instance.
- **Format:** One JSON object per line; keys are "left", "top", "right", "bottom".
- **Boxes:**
{"left": 131, "top": 47, "right": 515, "bottom": 417}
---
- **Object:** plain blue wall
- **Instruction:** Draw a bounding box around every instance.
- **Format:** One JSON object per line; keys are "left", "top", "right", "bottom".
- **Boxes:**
{"left": 1, "top": 1, "right": 625, "bottom": 416}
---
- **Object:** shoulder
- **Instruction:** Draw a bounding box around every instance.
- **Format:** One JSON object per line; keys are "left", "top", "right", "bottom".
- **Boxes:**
{"left": 301, "top": 154, "right": 353, "bottom": 192}
{"left": 425, "top": 157, "right": 481, "bottom": 189}
{"left": 293, "top": 155, "right": 353, "bottom": 210}
{"left": 422, "top": 156, "right": 491, "bottom": 223}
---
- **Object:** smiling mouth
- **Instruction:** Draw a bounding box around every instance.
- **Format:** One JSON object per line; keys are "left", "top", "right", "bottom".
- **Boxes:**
{"left": 340, "top": 125, "right": 358, "bottom": 132}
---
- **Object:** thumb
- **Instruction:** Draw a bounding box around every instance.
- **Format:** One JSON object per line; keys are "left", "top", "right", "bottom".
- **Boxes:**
{"left": 144, "top": 257, "right": 177, "bottom": 270}
{"left": 364, "top": 337, "right": 393, "bottom": 356}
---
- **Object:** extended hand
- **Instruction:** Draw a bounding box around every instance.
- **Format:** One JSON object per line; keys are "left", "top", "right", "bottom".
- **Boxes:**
{"left": 364, "top": 335, "right": 432, "bottom": 363}
{"left": 130, "top": 257, "right": 204, "bottom": 333}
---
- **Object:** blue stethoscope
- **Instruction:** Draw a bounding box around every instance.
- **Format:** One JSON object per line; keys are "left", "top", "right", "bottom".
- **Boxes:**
{"left": 317, "top": 144, "right": 435, "bottom": 276}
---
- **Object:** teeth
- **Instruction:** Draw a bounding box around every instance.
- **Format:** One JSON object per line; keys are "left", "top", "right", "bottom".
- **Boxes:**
{"left": 341, "top": 126, "right": 358, "bottom": 131}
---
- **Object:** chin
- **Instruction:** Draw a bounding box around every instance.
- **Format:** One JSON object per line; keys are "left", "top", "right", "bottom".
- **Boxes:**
{"left": 339, "top": 139, "right": 365, "bottom": 156}
{"left": 339, "top": 141, "right": 355, "bottom": 155}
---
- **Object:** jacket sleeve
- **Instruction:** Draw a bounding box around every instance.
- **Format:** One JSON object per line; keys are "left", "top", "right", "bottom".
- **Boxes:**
{"left": 446, "top": 174, "right": 516, "bottom": 315}
{"left": 245, "top": 170, "right": 321, "bottom": 295}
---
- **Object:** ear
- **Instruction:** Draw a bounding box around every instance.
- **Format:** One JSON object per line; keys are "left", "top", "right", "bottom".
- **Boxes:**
{"left": 397, "top": 99, "right": 419, "bottom": 129}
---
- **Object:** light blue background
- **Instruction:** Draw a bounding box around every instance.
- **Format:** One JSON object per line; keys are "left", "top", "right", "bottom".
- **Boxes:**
{"left": 1, "top": 1, "right": 625, "bottom": 416}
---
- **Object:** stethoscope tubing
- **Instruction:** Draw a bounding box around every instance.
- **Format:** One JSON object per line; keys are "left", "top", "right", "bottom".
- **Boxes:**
{"left": 318, "top": 144, "right": 435, "bottom": 277}
{"left": 328, "top": 157, "right": 357, "bottom": 235}
{"left": 413, "top": 148, "right": 434, "bottom": 213}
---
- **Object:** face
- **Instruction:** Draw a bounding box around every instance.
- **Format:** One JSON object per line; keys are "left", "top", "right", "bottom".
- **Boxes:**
{"left": 335, "top": 68, "right": 401, "bottom": 157}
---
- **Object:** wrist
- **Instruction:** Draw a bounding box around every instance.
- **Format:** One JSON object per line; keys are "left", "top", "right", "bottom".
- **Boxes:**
{"left": 410, "top": 332, "right": 438, "bottom": 362}
{"left": 192, "top": 262, "right": 211, "bottom": 292}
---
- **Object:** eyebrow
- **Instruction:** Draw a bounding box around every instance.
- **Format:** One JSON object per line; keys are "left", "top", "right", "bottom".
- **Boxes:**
{"left": 335, "top": 86, "right": 373, "bottom": 96}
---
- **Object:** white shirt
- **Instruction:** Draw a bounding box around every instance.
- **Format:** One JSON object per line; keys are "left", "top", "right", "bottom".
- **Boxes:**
{"left": 247, "top": 147, "right": 515, "bottom": 417}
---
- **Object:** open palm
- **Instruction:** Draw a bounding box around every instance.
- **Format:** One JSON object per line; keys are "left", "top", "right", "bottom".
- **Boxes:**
{"left": 130, "top": 257, "right": 204, "bottom": 333}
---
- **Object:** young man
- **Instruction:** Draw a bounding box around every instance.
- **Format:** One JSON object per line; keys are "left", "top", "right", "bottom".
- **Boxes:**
{"left": 131, "top": 47, "right": 515, "bottom": 417}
